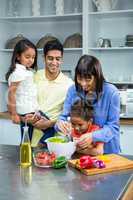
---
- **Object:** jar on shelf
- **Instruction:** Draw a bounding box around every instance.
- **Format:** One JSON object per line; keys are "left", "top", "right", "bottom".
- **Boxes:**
{"left": 55, "top": 0, "right": 64, "bottom": 15}
{"left": 31, "top": 0, "right": 40, "bottom": 16}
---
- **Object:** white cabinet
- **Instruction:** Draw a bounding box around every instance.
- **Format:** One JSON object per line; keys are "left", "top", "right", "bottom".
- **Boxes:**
{"left": 1, "top": 0, "right": 133, "bottom": 112}
{"left": 120, "top": 125, "right": 133, "bottom": 155}
{"left": 86, "top": 0, "right": 133, "bottom": 83}
{"left": 0, "top": 0, "right": 83, "bottom": 111}
{"left": 0, "top": 119, "right": 21, "bottom": 145}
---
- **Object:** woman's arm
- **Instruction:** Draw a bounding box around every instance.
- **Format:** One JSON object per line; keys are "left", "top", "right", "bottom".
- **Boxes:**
{"left": 92, "top": 91, "right": 120, "bottom": 143}
{"left": 8, "top": 82, "right": 20, "bottom": 123}
{"left": 55, "top": 85, "right": 77, "bottom": 133}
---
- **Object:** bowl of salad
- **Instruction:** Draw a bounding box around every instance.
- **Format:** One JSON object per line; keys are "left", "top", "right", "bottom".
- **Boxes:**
{"left": 46, "top": 136, "right": 76, "bottom": 159}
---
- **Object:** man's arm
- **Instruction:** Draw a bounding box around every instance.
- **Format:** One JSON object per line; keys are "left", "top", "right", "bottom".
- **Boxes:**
{"left": 33, "top": 118, "right": 56, "bottom": 130}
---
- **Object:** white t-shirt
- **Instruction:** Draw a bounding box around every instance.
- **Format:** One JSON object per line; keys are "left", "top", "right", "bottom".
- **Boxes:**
{"left": 8, "top": 63, "right": 39, "bottom": 114}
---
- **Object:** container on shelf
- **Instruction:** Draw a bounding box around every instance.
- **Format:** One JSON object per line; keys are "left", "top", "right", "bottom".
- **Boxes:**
{"left": 5, "top": 34, "right": 28, "bottom": 49}
{"left": 55, "top": 0, "right": 64, "bottom": 15}
{"left": 36, "top": 34, "right": 59, "bottom": 49}
{"left": 31, "top": 0, "right": 40, "bottom": 16}
{"left": 92, "top": 0, "right": 118, "bottom": 12}
{"left": 63, "top": 33, "right": 82, "bottom": 48}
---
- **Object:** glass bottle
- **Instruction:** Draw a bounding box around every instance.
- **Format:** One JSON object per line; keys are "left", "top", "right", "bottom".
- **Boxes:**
{"left": 20, "top": 166, "right": 32, "bottom": 186}
{"left": 20, "top": 123, "right": 32, "bottom": 167}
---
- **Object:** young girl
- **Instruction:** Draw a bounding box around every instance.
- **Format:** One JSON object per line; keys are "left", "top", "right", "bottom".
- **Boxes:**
{"left": 5, "top": 39, "right": 40, "bottom": 141}
{"left": 70, "top": 99, "right": 104, "bottom": 156}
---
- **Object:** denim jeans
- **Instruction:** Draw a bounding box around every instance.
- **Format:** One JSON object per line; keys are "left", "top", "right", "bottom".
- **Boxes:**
{"left": 20, "top": 111, "right": 55, "bottom": 144}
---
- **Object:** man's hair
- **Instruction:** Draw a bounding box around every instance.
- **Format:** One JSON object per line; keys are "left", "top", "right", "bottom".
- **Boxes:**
{"left": 43, "top": 39, "right": 63, "bottom": 56}
{"left": 70, "top": 99, "right": 94, "bottom": 121}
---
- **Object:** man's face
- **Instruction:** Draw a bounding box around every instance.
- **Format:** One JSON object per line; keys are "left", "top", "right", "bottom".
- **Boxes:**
{"left": 45, "top": 50, "right": 63, "bottom": 75}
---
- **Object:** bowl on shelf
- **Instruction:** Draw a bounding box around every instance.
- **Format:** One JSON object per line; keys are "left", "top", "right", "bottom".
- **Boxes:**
{"left": 5, "top": 34, "right": 28, "bottom": 49}
{"left": 45, "top": 136, "right": 76, "bottom": 159}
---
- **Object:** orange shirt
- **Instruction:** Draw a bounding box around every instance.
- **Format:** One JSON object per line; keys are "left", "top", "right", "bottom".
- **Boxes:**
{"left": 72, "top": 124, "right": 100, "bottom": 138}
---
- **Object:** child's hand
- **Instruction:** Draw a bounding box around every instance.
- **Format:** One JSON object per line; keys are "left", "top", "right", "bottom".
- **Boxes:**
{"left": 76, "top": 133, "right": 93, "bottom": 151}
{"left": 11, "top": 114, "right": 20, "bottom": 124}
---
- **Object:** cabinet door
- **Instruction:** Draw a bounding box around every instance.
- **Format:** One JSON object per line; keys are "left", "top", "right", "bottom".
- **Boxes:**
{"left": 0, "top": 119, "right": 21, "bottom": 145}
{"left": 120, "top": 125, "right": 133, "bottom": 155}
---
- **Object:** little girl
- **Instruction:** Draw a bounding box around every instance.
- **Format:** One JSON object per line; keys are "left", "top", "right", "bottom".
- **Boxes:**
{"left": 5, "top": 39, "right": 40, "bottom": 141}
{"left": 70, "top": 99, "right": 104, "bottom": 156}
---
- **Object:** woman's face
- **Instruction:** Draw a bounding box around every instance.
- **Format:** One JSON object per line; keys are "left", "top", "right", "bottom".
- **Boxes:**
{"left": 77, "top": 75, "right": 96, "bottom": 93}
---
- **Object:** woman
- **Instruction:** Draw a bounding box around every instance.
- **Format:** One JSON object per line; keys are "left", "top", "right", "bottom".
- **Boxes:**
{"left": 56, "top": 55, "right": 120, "bottom": 154}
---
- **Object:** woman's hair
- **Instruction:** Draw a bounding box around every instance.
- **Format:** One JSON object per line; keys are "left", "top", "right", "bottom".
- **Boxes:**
{"left": 74, "top": 55, "right": 105, "bottom": 100}
{"left": 70, "top": 99, "right": 94, "bottom": 122}
{"left": 43, "top": 39, "right": 63, "bottom": 57}
{"left": 5, "top": 39, "right": 38, "bottom": 81}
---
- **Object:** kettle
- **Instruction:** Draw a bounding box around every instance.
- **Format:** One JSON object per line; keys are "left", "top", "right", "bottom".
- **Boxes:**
{"left": 97, "top": 38, "right": 111, "bottom": 48}
{"left": 92, "top": 0, "right": 118, "bottom": 11}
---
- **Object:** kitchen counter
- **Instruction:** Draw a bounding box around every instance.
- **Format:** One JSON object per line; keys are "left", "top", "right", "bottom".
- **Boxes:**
{"left": 0, "top": 112, "right": 133, "bottom": 125}
{"left": 0, "top": 145, "right": 133, "bottom": 200}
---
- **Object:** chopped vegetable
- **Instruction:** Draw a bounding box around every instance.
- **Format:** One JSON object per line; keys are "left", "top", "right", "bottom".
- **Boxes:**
{"left": 92, "top": 159, "right": 106, "bottom": 168}
{"left": 79, "top": 156, "right": 93, "bottom": 169}
{"left": 79, "top": 155, "right": 106, "bottom": 169}
{"left": 48, "top": 137, "right": 68, "bottom": 143}
{"left": 35, "top": 151, "right": 56, "bottom": 166}
{"left": 52, "top": 156, "right": 67, "bottom": 169}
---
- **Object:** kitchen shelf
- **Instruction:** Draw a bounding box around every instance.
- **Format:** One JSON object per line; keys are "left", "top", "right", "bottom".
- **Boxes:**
{"left": 89, "top": 47, "right": 133, "bottom": 51}
{"left": 0, "top": 13, "right": 82, "bottom": 23}
{"left": 88, "top": 9, "right": 133, "bottom": 18}
{"left": 0, "top": 48, "right": 83, "bottom": 53}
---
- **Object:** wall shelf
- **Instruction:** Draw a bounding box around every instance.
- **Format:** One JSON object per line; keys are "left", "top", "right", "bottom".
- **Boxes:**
{"left": 0, "top": 13, "right": 82, "bottom": 23}
{"left": 89, "top": 47, "right": 133, "bottom": 51}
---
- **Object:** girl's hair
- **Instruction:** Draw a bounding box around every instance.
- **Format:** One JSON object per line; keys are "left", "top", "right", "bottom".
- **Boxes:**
{"left": 5, "top": 39, "right": 38, "bottom": 81}
{"left": 70, "top": 99, "right": 94, "bottom": 122}
{"left": 74, "top": 55, "right": 105, "bottom": 101}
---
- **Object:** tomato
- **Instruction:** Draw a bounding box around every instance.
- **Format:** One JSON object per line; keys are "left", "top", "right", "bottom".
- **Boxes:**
{"left": 35, "top": 151, "right": 56, "bottom": 166}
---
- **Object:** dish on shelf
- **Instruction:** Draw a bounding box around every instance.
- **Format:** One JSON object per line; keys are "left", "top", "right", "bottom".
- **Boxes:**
{"left": 36, "top": 34, "right": 59, "bottom": 48}
{"left": 5, "top": 34, "right": 28, "bottom": 49}
{"left": 63, "top": 33, "right": 82, "bottom": 48}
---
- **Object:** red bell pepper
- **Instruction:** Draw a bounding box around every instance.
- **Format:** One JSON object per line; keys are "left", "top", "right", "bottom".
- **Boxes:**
{"left": 79, "top": 156, "right": 93, "bottom": 169}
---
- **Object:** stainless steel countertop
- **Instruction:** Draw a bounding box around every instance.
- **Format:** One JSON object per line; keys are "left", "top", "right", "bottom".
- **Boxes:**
{"left": 0, "top": 145, "right": 133, "bottom": 200}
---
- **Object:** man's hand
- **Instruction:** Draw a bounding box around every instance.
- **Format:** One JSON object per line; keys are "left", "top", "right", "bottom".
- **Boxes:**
{"left": 33, "top": 118, "right": 50, "bottom": 130}
{"left": 25, "top": 113, "right": 40, "bottom": 124}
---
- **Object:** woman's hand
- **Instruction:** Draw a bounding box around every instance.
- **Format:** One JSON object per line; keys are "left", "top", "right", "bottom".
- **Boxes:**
{"left": 56, "top": 120, "right": 71, "bottom": 134}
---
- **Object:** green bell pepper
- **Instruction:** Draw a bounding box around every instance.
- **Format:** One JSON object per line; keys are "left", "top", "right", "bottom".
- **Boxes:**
{"left": 52, "top": 156, "right": 67, "bottom": 169}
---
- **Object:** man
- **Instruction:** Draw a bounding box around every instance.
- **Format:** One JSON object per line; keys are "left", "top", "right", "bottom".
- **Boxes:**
{"left": 26, "top": 39, "right": 73, "bottom": 146}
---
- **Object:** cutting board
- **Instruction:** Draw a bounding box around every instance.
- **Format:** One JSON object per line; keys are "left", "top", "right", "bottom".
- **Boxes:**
{"left": 68, "top": 154, "right": 133, "bottom": 176}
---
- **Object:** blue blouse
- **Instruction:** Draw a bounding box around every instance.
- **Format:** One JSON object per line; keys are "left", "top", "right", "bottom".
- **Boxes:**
{"left": 56, "top": 82, "right": 120, "bottom": 154}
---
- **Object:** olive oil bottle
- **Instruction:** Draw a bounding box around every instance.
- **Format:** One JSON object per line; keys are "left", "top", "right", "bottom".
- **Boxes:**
{"left": 20, "top": 124, "right": 32, "bottom": 167}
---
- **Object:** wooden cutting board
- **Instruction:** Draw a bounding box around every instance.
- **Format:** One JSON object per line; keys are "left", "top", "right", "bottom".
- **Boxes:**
{"left": 68, "top": 154, "right": 133, "bottom": 176}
